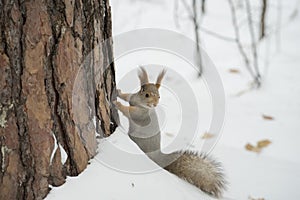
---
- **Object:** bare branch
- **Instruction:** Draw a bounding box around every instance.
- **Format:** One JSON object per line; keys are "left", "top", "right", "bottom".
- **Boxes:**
{"left": 201, "top": 0, "right": 206, "bottom": 14}
{"left": 181, "top": 0, "right": 193, "bottom": 15}
{"left": 227, "top": 0, "right": 255, "bottom": 79}
{"left": 259, "top": 0, "right": 268, "bottom": 40}
{"left": 181, "top": 0, "right": 204, "bottom": 76}
{"left": 192, "top": 0, "right": 203, "bottom": 76}
{"left": 245, "top": 0, "right": 261, "bottom": 87}
{"left": 199, "top": 26, "right": 237, "bottom": 42}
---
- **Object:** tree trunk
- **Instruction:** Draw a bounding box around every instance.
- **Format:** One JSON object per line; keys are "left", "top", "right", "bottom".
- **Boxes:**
{"left": 0, "top": 0, "right": 118, "bottom": 199}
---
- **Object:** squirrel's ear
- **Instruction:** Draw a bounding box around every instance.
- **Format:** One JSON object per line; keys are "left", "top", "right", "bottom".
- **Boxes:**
{"left": 156, "top": 69, "right": 166, "bottom": 89}
{"left": 138, "top": 67, "right": 149, "bottom": 86}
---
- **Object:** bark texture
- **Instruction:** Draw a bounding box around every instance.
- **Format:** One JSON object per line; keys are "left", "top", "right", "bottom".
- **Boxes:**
{"left": 0, "top": 0, "right": 118, "bottom": 199}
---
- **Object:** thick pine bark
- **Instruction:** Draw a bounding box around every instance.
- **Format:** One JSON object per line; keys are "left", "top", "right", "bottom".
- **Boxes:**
{"left": 0, "top": 0, "right": 118, "bottom": 199}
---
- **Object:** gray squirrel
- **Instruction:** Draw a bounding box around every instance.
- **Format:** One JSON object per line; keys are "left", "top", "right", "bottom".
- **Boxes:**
{"left": 114, "top": 67, "right": 226, "bottom": 198}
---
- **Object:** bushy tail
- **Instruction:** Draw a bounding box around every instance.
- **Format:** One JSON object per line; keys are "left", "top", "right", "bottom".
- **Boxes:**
{"left": 164, "top": 151, "right": 226, "bottom": 198}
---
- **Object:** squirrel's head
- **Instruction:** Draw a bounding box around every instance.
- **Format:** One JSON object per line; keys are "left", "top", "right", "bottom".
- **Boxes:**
{"left": 138, "top": 67, "right": 166, "bottom": 108}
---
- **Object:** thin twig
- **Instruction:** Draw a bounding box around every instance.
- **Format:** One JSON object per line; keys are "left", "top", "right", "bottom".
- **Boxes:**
{"left": 181, "top": 0, "right": 193, "bottom": 14}
{"left": 201, "top": 0, "right": 206, "bottom": 14}
{"left": 199, "top": 26, "right": 237, "bottom": 42}
{"left": 181, "top": 0, "right": 203, "bottom": 76}
{"left": 245, "top": 0, "right": 261, "bottom": 87}
{"left": 227, "top": 0, "right": 255, "bottom": 79}
{"left": 192, "top": 0, "right": 203, "bottom": 76}
{"left": 259, "top": 0, "right": 267, "bottom": 40}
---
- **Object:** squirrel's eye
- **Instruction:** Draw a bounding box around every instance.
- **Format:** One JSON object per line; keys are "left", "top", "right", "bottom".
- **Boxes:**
{"left": 145, "top": 93, "right": 149, "bottom": 98}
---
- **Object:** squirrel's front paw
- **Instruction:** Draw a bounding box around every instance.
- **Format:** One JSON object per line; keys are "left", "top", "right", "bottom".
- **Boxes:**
{"left": 113, "top": 100, "right": 122, "bottom": 109}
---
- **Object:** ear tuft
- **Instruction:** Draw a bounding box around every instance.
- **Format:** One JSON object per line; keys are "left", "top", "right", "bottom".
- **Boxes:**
{"left": 138, "top": 67, "right": 149, "bottom": 86}
{"left": 156, "top": 69, "right": 166, "bottom": 89}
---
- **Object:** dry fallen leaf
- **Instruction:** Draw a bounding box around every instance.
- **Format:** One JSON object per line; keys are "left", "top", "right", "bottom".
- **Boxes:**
{"left": 257, "top": 139, "right": 272, "bottom": 148}
{"left": 248, "top": 196, "right": 265, "bottom": 200}
{"left": 201, "top": 132, "right": 215, "bottom": 139}
{"left": 245, "top": 143, "right": 261, "bottom": 153}
{"left": 245, "top": 139, "right": 272, "bottom": 153}
{"left": 262, "top": 114, "right": 274, "bottom": 120}
{"left": 245, "top": 143, "right": 254, "bottom": 151}
{"left": 229, "top": 68, "right": 240, "bottom": 73}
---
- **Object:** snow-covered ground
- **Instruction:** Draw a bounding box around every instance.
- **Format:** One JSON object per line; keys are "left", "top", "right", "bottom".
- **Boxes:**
{"left": 46, "top": 0, "right": 300, "bottom": 199}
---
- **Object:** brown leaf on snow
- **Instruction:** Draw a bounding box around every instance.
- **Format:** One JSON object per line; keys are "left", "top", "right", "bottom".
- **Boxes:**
{"left": 248, "top": 196, "right": 265, "bottom": 200}
{"left": 201, "top": 132, "right": 215, "bottom": 139}
{"left": 228, "top": 68, "right": 240, "bottom": 73}
{"left": 257, "top": 139, "right": 272, "bottom": 148}
{"left": 245, "top": 139, "right": 272, "bottom": 153}
{"left": 262, "top": 114, "right": 274, "bottom": 120}
{"left": 245, "top": 143, "right": 261, "bottom": 153}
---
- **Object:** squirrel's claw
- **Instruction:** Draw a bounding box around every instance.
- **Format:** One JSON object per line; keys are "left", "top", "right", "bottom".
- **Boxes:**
{"left": 113, "top": 100, "right": 122, "bottom": 110}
